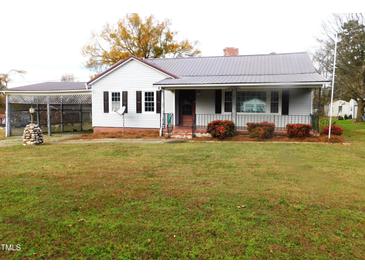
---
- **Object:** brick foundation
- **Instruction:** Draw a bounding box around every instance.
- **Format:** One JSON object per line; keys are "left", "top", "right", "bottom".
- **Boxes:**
{"left": 93, "top": 127, "right": 160, "bottom": 138}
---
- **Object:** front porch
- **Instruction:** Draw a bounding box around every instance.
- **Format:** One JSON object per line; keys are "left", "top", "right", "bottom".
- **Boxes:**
{"left": 161, "top": 88, "right": 318, "bottom": 137}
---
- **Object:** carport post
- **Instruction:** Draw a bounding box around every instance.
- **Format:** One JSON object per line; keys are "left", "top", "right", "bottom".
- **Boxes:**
{"left": 5, "top": 94, "right": 11, "bottom": 137}
{"left": 80, "top": 104, "right": 83, "bottom": 131}
{"left": 47, "top": 96, "right": 51, "bottom": 136}
{"left": 60, "top": 97, "right": 64, "bottom": 133}
{"left": 36, "top": 103, "right": 40, "bottom": 125}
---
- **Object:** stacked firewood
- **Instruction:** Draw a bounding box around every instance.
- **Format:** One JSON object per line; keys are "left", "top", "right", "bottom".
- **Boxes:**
{"left": 23, "top": 123, "right": 44, "bottom": 145}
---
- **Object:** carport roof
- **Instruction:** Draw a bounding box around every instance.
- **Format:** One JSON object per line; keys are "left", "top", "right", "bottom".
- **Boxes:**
{"left": 6, "top": 81, "right": 88, "bottom": 92}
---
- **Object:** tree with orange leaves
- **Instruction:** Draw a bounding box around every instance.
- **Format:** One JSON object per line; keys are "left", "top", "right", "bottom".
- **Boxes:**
{"left": 82, "top": 13, "right": 200, "bottom": 71}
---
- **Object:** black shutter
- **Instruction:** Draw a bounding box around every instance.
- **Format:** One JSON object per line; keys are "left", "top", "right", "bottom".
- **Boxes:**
{"left": 103, "top": 91, "right": 109, "bottom": 113}
{"left": 156, "top": 90, "right": 161, "bottom": 113}
{"left": 282, "top": 90, "right": 289, "bottom": 115}
{"left": 122, "top": 91, "right": 128, "bottom": 113}
{"left": 136, "top": 91, "right": 142, "bottom": 113}
{"left": 215, "top": 90, "right": 222, "bottom": 114}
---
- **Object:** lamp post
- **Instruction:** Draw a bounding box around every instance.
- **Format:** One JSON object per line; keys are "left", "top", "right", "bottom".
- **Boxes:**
{"left": 328, "top": 32, "right": 338, "bottom": 139}
{"left": 29, "top": 106, "right": 35, "bottom": 124}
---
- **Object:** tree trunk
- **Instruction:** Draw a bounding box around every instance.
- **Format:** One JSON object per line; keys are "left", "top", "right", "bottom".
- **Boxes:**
{"left": 356, "top": 99, "right": 364, "bottom": 122}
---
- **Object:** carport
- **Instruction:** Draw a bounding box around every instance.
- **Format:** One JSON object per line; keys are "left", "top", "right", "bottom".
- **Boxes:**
{"left": 3, "top": 82, "right": 91, "bottom": 137}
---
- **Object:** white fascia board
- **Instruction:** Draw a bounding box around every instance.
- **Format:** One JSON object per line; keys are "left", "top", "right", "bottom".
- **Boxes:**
{"left": 3, "top": 89, "right": 91, "bottom": 95}
{"left": 155, "top": 82, "right": 327, "bottom": 89}
{"left": 88, "top": 57, "right": 175, "bottom": 86}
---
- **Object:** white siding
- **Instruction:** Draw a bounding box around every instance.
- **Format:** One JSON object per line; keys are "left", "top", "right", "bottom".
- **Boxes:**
{"left": 195, "top": 88, "right": 312, "bottom": 115}
{"left": 91, "top": 59, "right": 168, "bottom": 128}
{"left": 196, "top": 90, "right": 215, "bottom": 114}
{"left": 164, "top": 89, "right": 175, "bottom": 113}
{"left": 289, "top": 88, "right": 312, "bottom": 115}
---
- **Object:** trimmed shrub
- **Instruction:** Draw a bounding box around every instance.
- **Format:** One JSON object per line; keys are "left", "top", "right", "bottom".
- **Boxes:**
{"left": 207, "top": 120, "right": 235, "bottom": 139}
{"left": 322, "top": 125, "right": 343, "bottom": 136}
{"left": 286, "top": 124, "right": 312, "bottom": 138}
{"left": 247, "top": 122, "right": 275, "bottom": 139}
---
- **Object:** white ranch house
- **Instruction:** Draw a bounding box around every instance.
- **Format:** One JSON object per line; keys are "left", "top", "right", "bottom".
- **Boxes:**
{"left": 3, "top": 50, "right": 327, "bottom": 137}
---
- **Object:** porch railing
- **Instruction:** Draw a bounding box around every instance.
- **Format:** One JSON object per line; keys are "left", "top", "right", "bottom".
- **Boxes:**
{"left": 162, "top": 113, "right": 174, "bottom": 136}
{"left": 194, "top": 113, "right": 315, "bottom": 131}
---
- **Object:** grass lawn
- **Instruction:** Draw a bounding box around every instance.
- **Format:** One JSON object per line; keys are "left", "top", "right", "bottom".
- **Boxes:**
{"left": 0, "top": 123, "right": 365, "bottom": 259}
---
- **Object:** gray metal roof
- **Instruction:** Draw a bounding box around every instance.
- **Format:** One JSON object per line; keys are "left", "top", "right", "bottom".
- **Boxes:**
{"left": 146, "top": 52, "right": 326, "bottom": 86}
{"left": 154, "top": 73, "right": 325, "bottom": 86}
{"left": 8, "top": 81, "right": 88, "bottom": 91}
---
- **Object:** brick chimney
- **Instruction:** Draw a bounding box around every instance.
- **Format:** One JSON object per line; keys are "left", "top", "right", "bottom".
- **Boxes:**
{"left": 223, "top": 47, "right": 239, "bottom": 56}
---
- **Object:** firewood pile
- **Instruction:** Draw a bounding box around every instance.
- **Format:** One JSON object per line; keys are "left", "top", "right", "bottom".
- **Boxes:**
{"left": 23, "top": 123, "right": 44, "bottom": 145}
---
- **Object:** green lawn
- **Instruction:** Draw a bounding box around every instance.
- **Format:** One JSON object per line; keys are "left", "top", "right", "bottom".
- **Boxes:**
{"left": 0, "top": 123, "right": 365, "bottom": 259}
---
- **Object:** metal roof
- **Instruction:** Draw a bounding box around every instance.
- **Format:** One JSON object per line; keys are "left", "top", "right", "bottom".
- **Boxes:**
{"left": 146, "top": 52, "right": 327, "bottom": 86}
{"left": 154, "top": 73, "right": 325, "bottom": 86}
{"left": 7, "top": 81, "right": 88, "bottom": 92}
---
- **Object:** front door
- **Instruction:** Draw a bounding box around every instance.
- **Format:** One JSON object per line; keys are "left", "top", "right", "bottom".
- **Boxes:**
{"left": 179, "top": 91, "right": 196, "bottom": 126}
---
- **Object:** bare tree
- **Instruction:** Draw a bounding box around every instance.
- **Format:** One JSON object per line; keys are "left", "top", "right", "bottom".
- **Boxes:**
{"left": 0, "top": 69, "right": 26, "bottom": 90}
{"left": 314, "top": 13, "right": 365, "bottom": 121}
{"left": 60, "top": 73, "right": 75, "bottom": 82}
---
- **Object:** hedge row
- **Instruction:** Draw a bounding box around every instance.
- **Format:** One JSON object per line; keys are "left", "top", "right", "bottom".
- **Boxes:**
{"left": 206, "top": 120, "right": 343, "bottom": 139}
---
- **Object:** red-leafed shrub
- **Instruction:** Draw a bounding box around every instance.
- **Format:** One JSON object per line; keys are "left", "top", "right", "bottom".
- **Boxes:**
{"left": 207, "top": 120, "right": 236, "bottom": 139}
{"left": 322, "top": 125, "right": 343, "bottom": 136}
{"left": 247, "top": 122, "right": 275, "bottom": 139}
{"left": 286, "top": 124, "right": 312, "bottom": 138}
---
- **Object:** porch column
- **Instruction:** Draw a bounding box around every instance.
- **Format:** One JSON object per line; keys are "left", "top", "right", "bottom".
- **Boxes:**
{"left": 232, "top": 88, "right": 237, "bottom": 124}
{"left": 47, "top": 96, "right": 51, "bottom": 136}
{"left": 5, "top": 94, "right": 11, "bottom": 137}
{"left": 159, "top": 87, "right": 164, "bottom": 136}
{"left": 60, "top": 97, "right": 64, "bottom": 133}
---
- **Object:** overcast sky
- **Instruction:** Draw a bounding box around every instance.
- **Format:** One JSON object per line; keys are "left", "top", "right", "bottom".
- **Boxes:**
{"left": 1, "top": 0, "right": 363, "bottom": 87}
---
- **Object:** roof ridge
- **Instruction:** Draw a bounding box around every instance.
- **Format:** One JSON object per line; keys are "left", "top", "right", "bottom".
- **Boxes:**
{"left": 176, "top": 72, "right": 317, "bottom": 77}
{"left": 148, "top": 51, "right": 309, "bottom": 61}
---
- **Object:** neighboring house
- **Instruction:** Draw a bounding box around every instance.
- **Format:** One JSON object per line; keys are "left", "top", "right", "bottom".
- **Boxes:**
{"left": 325, "top": 99, "right": 358, "bottom": 118}
{"left": 88, "top": 49, "right": 327, "bottom": 136}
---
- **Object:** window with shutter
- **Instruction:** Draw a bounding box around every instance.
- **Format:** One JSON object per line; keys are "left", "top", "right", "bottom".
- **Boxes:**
{"left": 111, "top": 92, "right": 120, "bottom": 111}
{"left": 144, "top": 92, "right": 155, "bottom": 112}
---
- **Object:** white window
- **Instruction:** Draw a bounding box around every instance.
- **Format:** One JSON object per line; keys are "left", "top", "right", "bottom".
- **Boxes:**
{"left": 144, "top": 91, "right": 155, "bottom": 112}
{"left": 237, "top": 91, "right": 267, "bottom": 113}
{"left": 111, "top": 92, "right": 120, "bottom": 111}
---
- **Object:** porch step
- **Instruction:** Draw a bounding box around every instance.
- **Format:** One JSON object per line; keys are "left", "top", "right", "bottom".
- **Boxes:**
{"left": 169, "top": 127, "right": 193, "bottom": 139}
